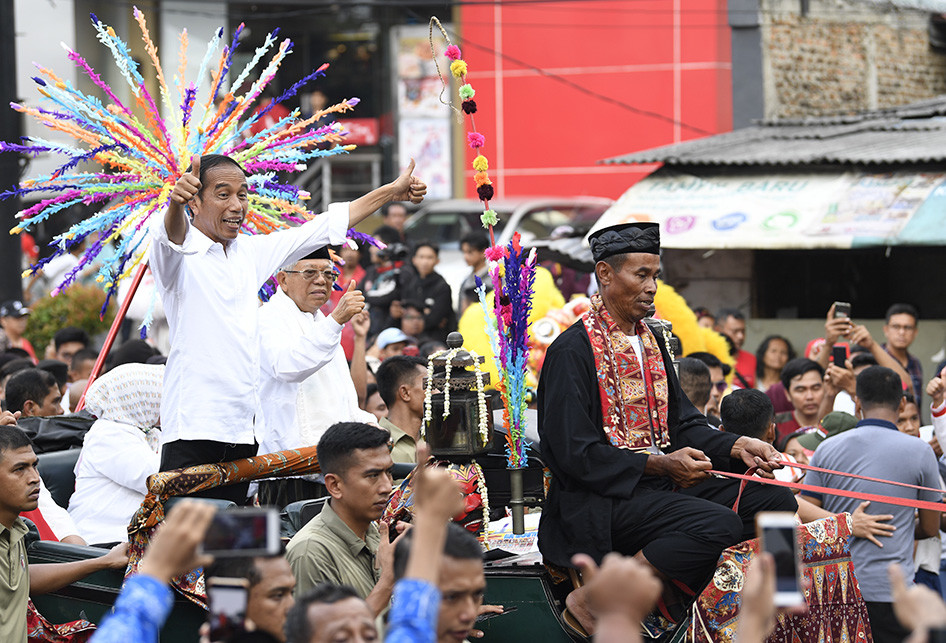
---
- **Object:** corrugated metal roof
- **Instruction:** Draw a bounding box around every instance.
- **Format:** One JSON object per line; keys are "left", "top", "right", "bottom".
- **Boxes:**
{"left": 602, "top": 96, "right": 946, "bottom": 167}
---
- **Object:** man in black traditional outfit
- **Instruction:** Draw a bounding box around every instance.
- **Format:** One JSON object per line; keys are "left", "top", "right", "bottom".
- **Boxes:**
{"left": 537, "top": 222, "right": 796, "bottom": 634}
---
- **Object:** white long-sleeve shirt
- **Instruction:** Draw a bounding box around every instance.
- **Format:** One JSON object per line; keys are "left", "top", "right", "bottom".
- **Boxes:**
{"left": 68, "top": 419, "right": 160, "bottom": 544}
{"left": 149, "top": 204, "right": 350, "bottom": 445}
{"left": 257, "top": 288, "right": 376, "bottom": 454}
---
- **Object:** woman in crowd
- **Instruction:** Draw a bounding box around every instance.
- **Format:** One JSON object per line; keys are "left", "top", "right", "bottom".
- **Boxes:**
{"left": 68, "top": 363, "right": 163, "bottom": 545}
{"left": 755, "top": 334, "right": 796, "bottom": 392}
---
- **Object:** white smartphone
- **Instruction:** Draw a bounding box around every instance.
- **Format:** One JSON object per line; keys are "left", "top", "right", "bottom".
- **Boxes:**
{"left": 756, "top": 511, "right": 804, "bottom": 607}
{"left": 200, "top": 507, "right": 281, "bottom": 558}
{"left": 207, "top": 577, "right": 249, "bottom": 641}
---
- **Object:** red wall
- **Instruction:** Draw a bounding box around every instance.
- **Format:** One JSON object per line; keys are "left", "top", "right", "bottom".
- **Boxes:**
{"left": 457, "top": 0, "right": 732, "bottom": 199}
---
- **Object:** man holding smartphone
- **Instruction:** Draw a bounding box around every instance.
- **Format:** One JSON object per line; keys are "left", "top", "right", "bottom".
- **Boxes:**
{"left": 801, "top": 366, "right": 942, "bottom": 643}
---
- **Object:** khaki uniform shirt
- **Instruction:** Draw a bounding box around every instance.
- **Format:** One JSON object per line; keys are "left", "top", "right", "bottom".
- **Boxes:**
{"left": 0, "top": 519, "right": 29, "bottom": 643}
{"left": 285, "top": 501, "right": 381, "bottom": 598}
{"left": 381, "top": 418, "right": 417, "bottom": 465}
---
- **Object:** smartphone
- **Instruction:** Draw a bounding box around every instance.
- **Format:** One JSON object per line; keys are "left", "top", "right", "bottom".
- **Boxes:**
{"left": 201, "top": 507, "right": 280, "bottom": 558}
{"left": 756, "top": 512, "right": 804, "bottom": 607}
{"left": 207, "top": 577, "right": 249, "bottom": 641}
{"left": 831, "top": 345, "right": 847, "bottom": 366}
{"left": 833, "top": 301, "right": 851, "bottom": 319}
{"left": 476, "top": 605, "right": 518, "bottom": 622}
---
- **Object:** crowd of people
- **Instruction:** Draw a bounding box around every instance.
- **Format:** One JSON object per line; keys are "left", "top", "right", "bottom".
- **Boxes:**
{"left": 2, "top": 154, "right": 946, "bottom": 643}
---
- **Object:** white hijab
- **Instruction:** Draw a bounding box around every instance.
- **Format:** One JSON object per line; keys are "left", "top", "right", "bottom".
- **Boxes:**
{"left": 84, "top": 363, "right": 163, "bottom": 452}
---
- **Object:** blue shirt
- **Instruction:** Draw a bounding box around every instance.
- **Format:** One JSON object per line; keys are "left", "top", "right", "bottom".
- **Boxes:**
{"left": 88, "top": 574, "right": 173, "bottom": 643}
{"left": 802, "top": 418, "right": 942, "bottom": 601}
{"left": 386, "top": 578, "right": 441, "bottom": 643}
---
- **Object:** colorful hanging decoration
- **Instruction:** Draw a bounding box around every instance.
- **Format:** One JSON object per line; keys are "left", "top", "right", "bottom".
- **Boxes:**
{"left": 474, "top": 237, "right": 536, "bottom": 468}
{"left": 429, "top": 18, "right": 498, "bottom": 241}
{"left": 2, "top": 9, "right": 362, "bottom": 318}
{"left": 430, "top": 17, "right": 535, "bottom": 470}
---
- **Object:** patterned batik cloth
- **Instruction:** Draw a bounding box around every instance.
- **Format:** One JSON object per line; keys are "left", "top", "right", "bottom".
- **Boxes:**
{"left": 125, "top": 446, "right": 321, "bottom": 608}
{"left": 382, "top": 459, "right": 486, "bottom": 538}
{"left": 27, "top": 599, "right": 95, "bottom": 643}
{"left": 580, "top": 293, "right": 671, "bottom": 451}
{"left": 688, "top": 513, "right": 872, "bottom": 643}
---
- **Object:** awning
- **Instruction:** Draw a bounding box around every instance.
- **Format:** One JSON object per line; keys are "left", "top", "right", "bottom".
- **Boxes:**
{"left": 586, "top": 169, "right": 946, "bottom": 250}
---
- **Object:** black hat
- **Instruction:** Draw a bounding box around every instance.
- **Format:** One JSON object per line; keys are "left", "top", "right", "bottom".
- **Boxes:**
{"left": 298, "top": 246, "right": 331, "bottom": 261}
{"left": 589, "top": 222, "right": 660, "bottom": 262}
{"left": 0, "top": 300, "right": 30, "bottom": 318}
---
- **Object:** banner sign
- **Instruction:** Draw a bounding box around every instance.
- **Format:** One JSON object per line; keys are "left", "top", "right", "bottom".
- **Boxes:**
{"left": 589, "top": 170, "right": 946, "bottom": 249}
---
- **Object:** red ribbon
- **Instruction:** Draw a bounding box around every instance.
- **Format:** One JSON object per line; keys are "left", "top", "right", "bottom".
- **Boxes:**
{"left": 718, "top": 460, "right": 946, "bottom": 514}
{"left": 781, "top": 459, "right": 945, "bottom": 494}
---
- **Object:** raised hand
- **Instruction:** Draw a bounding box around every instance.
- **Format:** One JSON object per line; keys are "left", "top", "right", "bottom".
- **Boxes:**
{"left": 390, "top": 159, "right": 427, "bottom": 204}
{"left": 847, "top": 324, "right": 875, "bottom": 350}
{"left": 171, "top": 154, "right": 202, "bottom": 205}
{"left": 927, "top": 368, "right": 946, "bottom": 408}
{"left": 890, "top": 563, "right": 946, "bottom": 631}
{"left": 331, "top": 280, "right": 366, "bottom": 325}
{"left": 351, "top": 309, "right": 370, "bottom": 338}
{"left": 571, "top": 552, "right": 661, "bottom": 629}
{"left": 824, "top": 303, "right": 853, "bottom": 346}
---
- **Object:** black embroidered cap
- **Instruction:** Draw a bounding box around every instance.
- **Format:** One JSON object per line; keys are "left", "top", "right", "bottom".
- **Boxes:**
{"left": 298, "top": 246, "right": 332, "bottom": 261}
{"left": 589, "top": 222, "right": 660, "bottom": 262}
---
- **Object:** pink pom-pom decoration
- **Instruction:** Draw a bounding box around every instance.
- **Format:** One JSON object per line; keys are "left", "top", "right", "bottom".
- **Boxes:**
{"left": 477, "top": 184, "right": 494, "bottom": 201}
{"left": 485, "top": 246, "right": 508, "bottom": 261}
{"left": 445, "top": 45, "right": 462, "bottom": 60}
{"left": 467, "top": 132, "right": 485, "bottom": 149}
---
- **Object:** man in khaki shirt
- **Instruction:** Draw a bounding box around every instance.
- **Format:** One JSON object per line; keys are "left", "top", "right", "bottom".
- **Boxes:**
{"left": 0, "top": 421, "right": 128, "bottom": 643}
{"left": 0, "top": 517, "right": 29, "bottom": 642}
{"left": 286, "top": 422, "right": 405, "bottom": 616}
{"left": 375, "top": 356, "right": 427, "bottom": 465}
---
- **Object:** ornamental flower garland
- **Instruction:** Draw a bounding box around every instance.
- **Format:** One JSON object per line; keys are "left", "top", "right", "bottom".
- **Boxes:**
{"left": 422, "top": 347, "right": 490, "bottom": 445}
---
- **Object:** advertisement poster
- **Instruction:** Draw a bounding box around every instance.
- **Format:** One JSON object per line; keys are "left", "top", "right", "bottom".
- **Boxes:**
{"left": 394, "top": 25, "right": 452, "bottom": 198}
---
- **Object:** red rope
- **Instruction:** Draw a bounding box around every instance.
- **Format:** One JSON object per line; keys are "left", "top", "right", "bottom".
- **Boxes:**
{"left": 718, "top": 466, "right": 946, "bottom": 514}
{"left": 783, "top": 459, "right": 944, "bottom": 495}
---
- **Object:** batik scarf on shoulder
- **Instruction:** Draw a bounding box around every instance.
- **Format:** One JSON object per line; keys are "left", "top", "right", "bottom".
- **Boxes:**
{"left": 581, "top": 294, "right": 670, "bottom": 450}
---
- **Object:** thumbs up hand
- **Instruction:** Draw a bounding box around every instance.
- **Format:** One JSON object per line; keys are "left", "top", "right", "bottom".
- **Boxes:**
{"left": 171, "top": 154, "right": 202, "bottom": 205}
{"left": 330, "top": 278, "right": 366, "bottom": 325}
{"left": 390, "top": 158, "right": 426, "bottom": 204}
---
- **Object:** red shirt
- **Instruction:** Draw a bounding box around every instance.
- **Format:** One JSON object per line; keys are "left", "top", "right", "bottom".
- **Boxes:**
{"left": 732, "top": 349, "right": 757, "bottom": 389}
{"left": 774, "top": 412, "right": 802, "bottom": 444}
{"left": 320, "top": 265, "right": 366, "bottom": 361}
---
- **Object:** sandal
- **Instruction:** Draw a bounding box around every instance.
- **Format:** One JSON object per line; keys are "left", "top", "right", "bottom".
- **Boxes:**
{"left": 562, "top": 607, "right": 591, "bottom": 641}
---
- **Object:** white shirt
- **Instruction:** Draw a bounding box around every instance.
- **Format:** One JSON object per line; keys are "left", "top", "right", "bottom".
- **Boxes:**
{"left": 257, "top": 288, "right": 376, "bottom": 454}
{"left": 38, "top": 479, "right": 80, "bottom": 541}
{"left": 68, "top": 419, "right": 161, "bottom": 544}
{"left": 42, "top": 253, "right": 79, "bottom": 289}
{"left": 150, "top": 203, "right": 350, "bottom": 444}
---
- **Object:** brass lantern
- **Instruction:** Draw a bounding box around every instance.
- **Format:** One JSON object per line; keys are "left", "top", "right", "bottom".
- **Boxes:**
{"left": 423, "top": 332, "right": 492, "bottom": 460}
